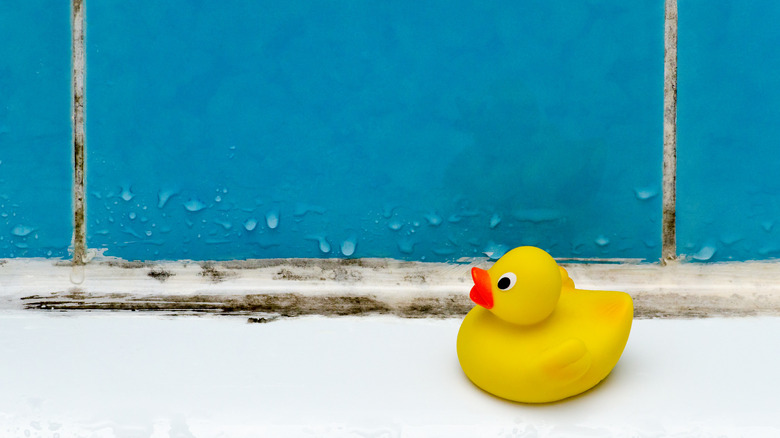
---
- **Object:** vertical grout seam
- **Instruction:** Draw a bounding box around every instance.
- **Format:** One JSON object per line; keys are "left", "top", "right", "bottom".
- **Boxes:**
{"left": 72, "top": 0, "right": 87, "bottom": 265}
{"left": 662, "top": 0, "right": 678, "bottom": 265}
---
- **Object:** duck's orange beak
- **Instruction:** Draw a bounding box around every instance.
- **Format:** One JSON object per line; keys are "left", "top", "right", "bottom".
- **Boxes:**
{"left": 470, "top": 267, "right": 494, "bottom": 309}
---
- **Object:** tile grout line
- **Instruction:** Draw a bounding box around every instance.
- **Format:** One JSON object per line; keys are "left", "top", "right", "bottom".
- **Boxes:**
{"left": 662, "top": 0, "right": 678, "bottom": 265}
{"left": 72, "top": 0, "right": 87, "bottom": 266}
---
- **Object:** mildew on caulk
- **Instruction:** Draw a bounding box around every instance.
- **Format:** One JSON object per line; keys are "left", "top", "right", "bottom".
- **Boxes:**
{"left": 20, "top": 291, "right": 780, "bottom": 320}
{"left": 662, "top": 0, "right": 678, "bottom": 264}
{"left": 148, "top": 268, "right": 175, "bottom": 282}
{"left": 199, "top": 263, "right": 236, "bottom": 283}
{"left": 218, "top": 258, "right": 391, "bottom": 271}
{"left": 10, "top": 258, "right": 780, "bottom": 319}
{"left": 632, "top": 292, "right": 772, "bottom": 318}
{"left": 71, "top": 0, "right": 87, "bottom": 266}
{"left": 247, "top": 316, "right": 280, "bottom": 324}
{"left": 105, "top": 260, "right": 156, "bottom": 269}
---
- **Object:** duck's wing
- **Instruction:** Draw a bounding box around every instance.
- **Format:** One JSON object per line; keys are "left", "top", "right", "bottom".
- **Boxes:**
{"left": 559, "top": 267, "right": 575, "bottom": 289}
{"left": 537, "top": 338, "right": 592, "bottom": 383}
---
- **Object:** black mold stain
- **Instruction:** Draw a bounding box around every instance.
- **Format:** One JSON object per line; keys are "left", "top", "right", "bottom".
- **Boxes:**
{"left": 148, "top": 268, "right": 175, "bottom": 282}
{"left": 328, "top": 267, "right": 362, "bottom": 282}
{"left": 247, "top": 316, "right": 280, "bottom": 324}
{"left": 403, "top": 273, "right": 427, "bottom": 284}
{"left": 219, "top": 258, "right": 402, "bottom": 271}
{"left": 199, "top": 263, "right": 235, "bottom": 283}
{"left": 272, "top": 265, "right": 363, "bottom": 282}
{"left": 19, "top": 291, "right": 779, "bottom": 319}
{"left": 631, "top": 292, "right": 762, "bottom": 319}
{"left": 400, "top": 296, "right": 473, "bottom": 318}
{"left": 106, "top": 260, "right": 156, "bottom": 269}
{"left": 63, "top": 289, "right": 87, "bottom": 300}
{"left": 21, "top": 292, "right": 436, "bottom": 317}
{"left": 273, "top": 268, "right": 308, "bottom": 281}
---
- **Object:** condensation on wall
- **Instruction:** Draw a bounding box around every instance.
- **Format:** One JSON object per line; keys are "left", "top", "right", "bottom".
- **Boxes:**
{"left": 677, "top": 1, "right": 780, "bottom": 262}
{"left": 84, "top": 0, "right": 663, "bottom": 262}
{"left": 0, "top": 1, "right": 72, "bottom": 258}
{"left": 4, "top": 1, "right": 778, "bottom": 263}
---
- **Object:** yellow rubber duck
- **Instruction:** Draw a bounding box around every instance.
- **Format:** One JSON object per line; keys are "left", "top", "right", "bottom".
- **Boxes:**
{"left": 457, "top": 246, "right": 633, "bottom": 403}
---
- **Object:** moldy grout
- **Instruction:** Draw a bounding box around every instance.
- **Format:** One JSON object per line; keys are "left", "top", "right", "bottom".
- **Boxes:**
{"left": 72, "top": 0, "right": 87, "bottom": 266}
{"left": 662, "top": 0, "right": 678, "bottom": 265}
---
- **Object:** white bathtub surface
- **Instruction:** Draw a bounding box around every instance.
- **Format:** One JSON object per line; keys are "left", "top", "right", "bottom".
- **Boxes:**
{"left": 0, "top": 313, "right": 778, "bottom": 437}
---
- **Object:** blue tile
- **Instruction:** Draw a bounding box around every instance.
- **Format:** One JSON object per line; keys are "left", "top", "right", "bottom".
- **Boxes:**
{"left": 87, "top": 0, "right": 663, "bottom": 261}
{"left": 0, "top": 1, "right": 72, "bottom": 257}
{"left": 678, "top": 1, "right": 780, "bottom": 261}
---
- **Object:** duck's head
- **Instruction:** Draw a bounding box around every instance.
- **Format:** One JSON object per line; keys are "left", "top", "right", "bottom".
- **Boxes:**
{"left": 470, "top": 246, "right": 562, "bottom": 325}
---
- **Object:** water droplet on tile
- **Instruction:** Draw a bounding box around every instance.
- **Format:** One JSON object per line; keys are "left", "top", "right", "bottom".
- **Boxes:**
{"left": 720, "top": 234, "right": 741, "bottom": 245}
{"left": 693, "top": 244, "right": 716, "bottom": 261}
{"left": 595, "top": 235, "right": 610, "bottom": 247}
{"left": 10, "top": 224, "right": 34, "bottom": 237}
{"left": 633, "top": 187, "right": 658, "bottom": 200}
{"left": 758, "top": 245, "right": 780, "bottom": 256}
{"left": 761, "top": 220, "right": 774, "bottom": 232}
{"left": 424, "top": 213, "right": 442, "bottom": 226}
{"left": 388, "top": 219, "right": 403, "bottom": 231}
{"left": 513, "top": 209, "right": 560, "bottom": 223}
{"left": 183, "top": 199, "right": 206, "bottom": 212}
{"left": 157, "top": 190, "right": 176, "bottom": 208}
{"left": 145, "top": 230, "right": 152, "bottom": 236}
{"left": 128, "top": 212, "right": 137, "bottom": 220}
{"left": 433, "top": 247, "right": 455, "bottom": 256}
{"left": 120, "top": 185, "right": 134, "bottom": 201}
{"left": 215, "top": 219, "right": 232, "bottom": 230}
{"left": 483, "top": 242, "right": 509, "bottom": 260}
{"left": 341, "top": 237, "right": 357, "bottom": 256}
{"left": 244, "top": 218, "right": 258, "bottom": 231}
{"left": 293, "top": 203, "right": 327, "bottom": 217}
{"left": 382, "top": 204, "right": 397, "bottom": 219}
{"left": 397, "top": 238, "right": 415, "bottom": 254}
{"left": 266, "top": 210, "right": 279, "bottom": 229}
{"left": 70, "top": 265, "right": 85, "bottom": 285}
{"left": 489, "top": 213, "right": 501, "bottom": 229}
{"left": 318, "top": 237, "right": 331, "bottom": 254}
{"left": 215, "top": 195, "right": 222, "bottom": 202}
{"left": 447, "top": 214, "right": 462, "bottom": 223}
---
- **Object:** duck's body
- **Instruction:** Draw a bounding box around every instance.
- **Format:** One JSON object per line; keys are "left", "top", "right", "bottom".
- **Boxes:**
{"left": 457, "top": 247, "right": 633, "bottom": 403}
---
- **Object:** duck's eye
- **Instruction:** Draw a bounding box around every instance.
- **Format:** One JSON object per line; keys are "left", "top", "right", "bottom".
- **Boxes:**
{"left": 497, "top": 272, "right": 517, "bottom": 291}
